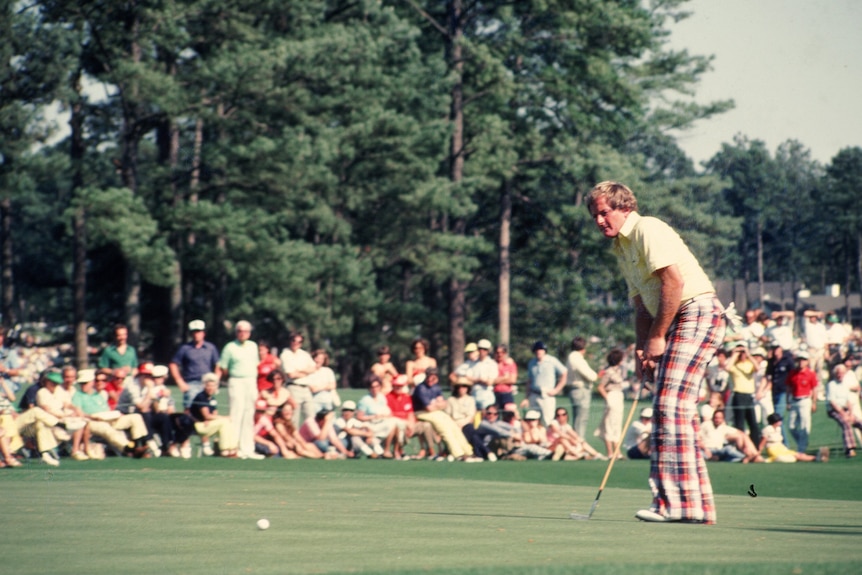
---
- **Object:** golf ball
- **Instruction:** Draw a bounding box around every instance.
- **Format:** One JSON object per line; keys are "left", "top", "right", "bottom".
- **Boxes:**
{"left": 257, "top": 518, "right": 270, "bottom": 530}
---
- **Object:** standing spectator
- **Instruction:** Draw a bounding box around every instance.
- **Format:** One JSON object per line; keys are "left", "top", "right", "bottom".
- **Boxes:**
{"left": 255, "top": 340, "right": 280, "bottom": 393}
{"left": 785, "top": 351, "right": 819, "bottom": 454}
{"left": 587, "top": 181, "right": 725, "bottom": 524}
{"left": 765, "top": 311, "right": 796, "bottom": 352}
{"left": 803, "top": 311, "right": 828, "bottom": 381}
{"left": 449, "top": 342, "right": 479, "bottom": 389}
{"left": 564, "top": 336, "right": 598, "bottom": 440}
{"left": 765, "top": 344, "right": 794, "bottom": 445}
{"left": 521, "top": 341, "right": 567, "bottom": 426}
{"left": 595, "top": 348, "right": 626, "bottom": 459}
{"left": 751, "top": 347, "right": 772, "bottom": 424}
{"left": 216, "top": 320, "right": 263, "bottom": 460}
{"left": 370, "top": 346, "right": 399, "bottom": 394}
{"left": 405, "top": 338, "right": 437, "bottom": 386}
{"left": 169, "top": 320, "right": 220, "bottom": 410}
{"left": 492, "top": 344, "right": 518, "bottom": 408}
{"left": 279, "top": 332, "right": 317, "bottom": 429}
{"left": 98, "top": 324, "right": 138, "bottom": 381}
{"left": 470, "top": 339, "right": 498, "bottom": 410}
{"left": 305, "top": 349, "right": 339, "bottom": 413}
{"left": 412, "top": 367, "right": 474, "bottom": 460}
{"left": 825, "top": 313, "right": 850, "bottom": 370}
{"left": 726, "top": 344, "right": 761, "bottom": 449}
{"left": 826, "top": 364, "right": 862, "bottom": 457}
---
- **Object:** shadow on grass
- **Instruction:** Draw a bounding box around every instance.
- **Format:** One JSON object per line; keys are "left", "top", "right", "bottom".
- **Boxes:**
{"left": 741, "top": 524, "right": 862, "bottom": 536}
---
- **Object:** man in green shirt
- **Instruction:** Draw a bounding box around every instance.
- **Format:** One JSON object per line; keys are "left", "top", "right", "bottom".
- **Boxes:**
{"left": 216, "top": 320, "right": 262, "bottom": 459}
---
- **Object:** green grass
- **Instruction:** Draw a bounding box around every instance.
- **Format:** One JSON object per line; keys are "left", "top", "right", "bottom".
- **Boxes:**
{"left": 3, "top": 391, "right": 860, "bottom": 575}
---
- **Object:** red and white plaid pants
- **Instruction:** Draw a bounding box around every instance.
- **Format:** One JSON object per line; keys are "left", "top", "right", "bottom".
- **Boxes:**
{"left": 649, "top": 295, "right": 726, "bottom": 524}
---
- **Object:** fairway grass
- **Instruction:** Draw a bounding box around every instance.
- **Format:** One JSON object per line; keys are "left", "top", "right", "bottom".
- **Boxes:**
{"left": 3, "top": 458, "right": 861, "bottom": 575}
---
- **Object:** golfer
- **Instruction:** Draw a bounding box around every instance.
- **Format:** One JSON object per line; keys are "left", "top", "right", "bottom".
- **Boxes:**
{"left": 587, "top": 181, "right": 726, "bottom": 524}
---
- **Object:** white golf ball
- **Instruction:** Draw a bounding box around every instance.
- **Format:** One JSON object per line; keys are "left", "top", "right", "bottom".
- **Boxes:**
{"left": 256, "top": 518, "right": 270, "bottom": 530}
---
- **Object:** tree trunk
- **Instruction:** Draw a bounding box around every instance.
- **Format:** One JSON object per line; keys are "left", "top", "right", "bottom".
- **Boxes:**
{"left": 498, "top": 179, "right": 512, "bottom": 346}
{"left": 70, "top": 69, "right": 89, "bottom": 368}
{"left": 757, "top": 219, "right": 764, "bottom": 307}
{"left": 0, "top": 197, "right": 13, "bottom": 329}
{"left": 446, "top": 0, "right": 466, "bottom": 372}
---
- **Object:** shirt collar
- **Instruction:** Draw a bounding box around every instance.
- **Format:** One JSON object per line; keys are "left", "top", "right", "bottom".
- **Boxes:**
{"left": 618, "top": 210, "right": 639, "bottom": 239}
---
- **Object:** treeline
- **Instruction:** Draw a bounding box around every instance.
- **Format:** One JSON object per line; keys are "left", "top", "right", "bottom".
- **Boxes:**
{"left": 1, "top": 1, "right": 860, "bottom": 384}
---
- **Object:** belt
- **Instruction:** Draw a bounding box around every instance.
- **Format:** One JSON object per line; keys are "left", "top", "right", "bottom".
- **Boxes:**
{"left": 791, "top": 396, "right": 810, "bottom": 401}
{"left": 681, "top": 293, "right": 716, "bottom": 306}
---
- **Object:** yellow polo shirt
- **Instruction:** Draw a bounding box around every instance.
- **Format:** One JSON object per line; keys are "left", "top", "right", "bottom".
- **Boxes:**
{"left": 612, "top": 211, "right": 714, "bottom": 318}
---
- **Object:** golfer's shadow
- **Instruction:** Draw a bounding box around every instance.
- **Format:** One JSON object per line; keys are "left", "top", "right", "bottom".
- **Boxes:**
{"left": 392, "top": 510, "right": 618, "bottom": 522}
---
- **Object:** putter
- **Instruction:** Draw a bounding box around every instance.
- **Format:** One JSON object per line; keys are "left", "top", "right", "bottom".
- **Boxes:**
{"left": 570, "top": 387, "right": 643, "bottom": 521}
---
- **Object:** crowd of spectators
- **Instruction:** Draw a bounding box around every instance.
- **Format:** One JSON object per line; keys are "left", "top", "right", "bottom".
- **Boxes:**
{"left": 2, "top": 307, "right": 861, "bottom": 468}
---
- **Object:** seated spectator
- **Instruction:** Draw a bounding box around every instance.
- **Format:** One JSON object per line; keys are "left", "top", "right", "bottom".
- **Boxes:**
{"left": 272, "top": 403, "right": 324, "bottom": 459}
{"left": 622, "top": 407, "right": 653, "bottom": 460}
{"left": 334, "top": 401, "right": 382, "bottom": 458}
{"left": 475, "top": 405, "right": 515, "bottom": 459}
{"left": 0, "top": 377, "right": 23, "bottom": 467}
{"left": 547, "top": 408, "right": 606, "bottom": 461}
{"left": 253, "top": 399, "right": 292, "bottom": 458}
{"left": 758, "top": 413, "right": 825, "bottom": 463}
{"left": 18, "top": 370, "right": 72, "bottom": 466}
{"left": 412, "top": 367, "right": 474, "bottom": 461}
{"left": 507, "top": 410, "right": 553, "bottom": 460}
{"left": 492, "top": 344, "right": 518, "bottom": 408}
{"left": 386, "top": 374, "right": 428, "bottom": 460}
{"left": 72, "top": 369, "right": 150, "bottom": 459}
{"left": 117, "top": 363, "right": 170, "bottom": 457}
{"left": 700, "top": 408, "right": 763, "bottom": 463}
{"left": 826, "top": 364, "right": 862, "bottom": 457}
{"left": 445, "top": 378, "right": 488, "bottom": 461}
{"left": 356, "top": 376, "right": 399, "bottom": 457}
{"left": 299, "top": 408, "right": 354, "bottom": 459}
{"left": 57, "top": 366, "right": 89, "bottom": 460}
{"left": 188, "top": 373, "right": 238, "bottom": 458}
{"left": 260, "top": 369, "right": 296, "bottom": 412}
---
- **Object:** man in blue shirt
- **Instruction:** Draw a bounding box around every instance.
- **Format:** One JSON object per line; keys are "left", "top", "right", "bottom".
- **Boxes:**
{"left": 169, "top": 319, "right": 220, "bottom": 410}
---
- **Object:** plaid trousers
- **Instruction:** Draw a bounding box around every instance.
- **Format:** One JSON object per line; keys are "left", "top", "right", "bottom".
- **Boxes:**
{"left": 649, "top": 295, "right": 725, "bottom": 524}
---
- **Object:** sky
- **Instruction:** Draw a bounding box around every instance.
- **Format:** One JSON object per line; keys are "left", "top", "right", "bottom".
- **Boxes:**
{"left": 666, "top": 0, "right": 862, "bottom": 167}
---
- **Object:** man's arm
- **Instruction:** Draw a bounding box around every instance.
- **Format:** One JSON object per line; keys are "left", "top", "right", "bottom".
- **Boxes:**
{"left": 169, "top": 362, "right": 187, "bottom": 393}
{"left": 639, "top": 264, "right": 685, "bottom": 378}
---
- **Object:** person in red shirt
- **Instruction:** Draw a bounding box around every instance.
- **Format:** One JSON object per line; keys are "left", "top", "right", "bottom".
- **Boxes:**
{"left": 257, "top": 340, "right": 280, "bottom": 393}
{"left": 385, "top": 374, "right": 423, "bottom": 459}
{"left": 785, "top": 351, "right": 819, "bottom": 453}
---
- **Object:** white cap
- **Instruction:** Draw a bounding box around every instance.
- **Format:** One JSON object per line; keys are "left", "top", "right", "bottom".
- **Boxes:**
{"left": 152, "top": 365, "right": 169, "bottom": 378}
{"left": 477, "top": 338, "right": 493, "bottom": 350}
{"left": 76, "top": 368, "right": 96, "bottom": 384}
{"left": 341, "top": 400, "right": 357, "bottom": 410}
{"left": 640, "top": 407, "right": 653, "bottom": 419}
{"left": 524, "top": 409, "right": 541, "bottom": 421}
{"left": 188, "top": 319, "right": 206, "bottom": 331}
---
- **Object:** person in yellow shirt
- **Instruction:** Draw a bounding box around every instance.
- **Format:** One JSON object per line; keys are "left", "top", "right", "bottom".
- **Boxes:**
{"left": 726, "top": 344, "right": 761, "bottom": 448}
{"left": 588, "top": 181, "right": 726, "bottom": 525}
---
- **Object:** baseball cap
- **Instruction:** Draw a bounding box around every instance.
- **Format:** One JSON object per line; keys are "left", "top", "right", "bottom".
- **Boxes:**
{"left": 524, "top": 409, "right": 541, "bottom": 421}
{"left": 188, "top": 319, "right": 206, "bottom": 331}
{"left": 138, "top": 362, "right": 154, "bottom": 376}
{"left": 795, "top": 351, "right": 809, "bottom": 360}
{"left": 464, "top": 342, "right": 478, "bottom": 353}
{"left": 341, "top": 400, "right": 357, "bottom": 411}
{"left": 152, "top": 365, "right": 169, "bottom": 378}
{"left": 477, "top": 339, "right": 492, "bottom": 350}
{"left": 640, "top": 407, "right": 653, "bottom": 419}
{"left": 532, "top": 340, "right": 547, "bottom": 352}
